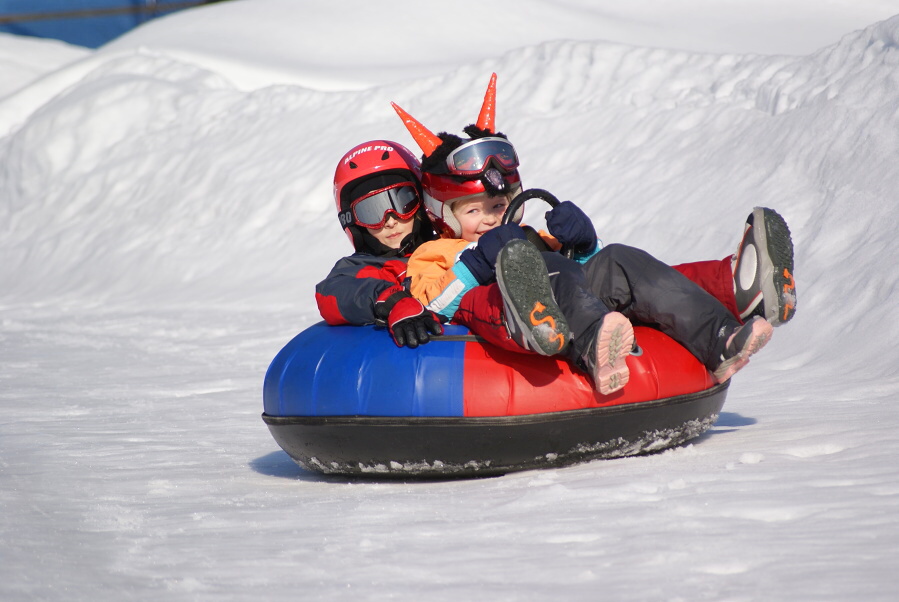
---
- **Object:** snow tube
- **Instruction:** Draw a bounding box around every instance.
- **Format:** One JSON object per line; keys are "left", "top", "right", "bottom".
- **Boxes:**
{"left": 261, "top": 322, "right": 728, "bottom": 478}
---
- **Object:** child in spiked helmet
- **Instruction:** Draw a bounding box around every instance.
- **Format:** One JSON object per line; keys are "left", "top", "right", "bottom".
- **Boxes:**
{"left": 315, "top": 74, "right": 796, "bottom": 393}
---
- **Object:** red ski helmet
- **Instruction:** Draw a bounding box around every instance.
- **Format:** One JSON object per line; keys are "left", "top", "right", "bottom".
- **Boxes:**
{"left": 391, "top": 73, "right": 524, "bottom": 238}
{"left": 419, "top": 158, "right": 523, "bottom": 238}
{"left": 333, "top": 140, "right": 429, "bottom": 254}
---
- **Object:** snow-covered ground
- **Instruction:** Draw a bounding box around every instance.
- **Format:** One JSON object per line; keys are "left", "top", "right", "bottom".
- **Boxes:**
{"left": 2, "top": 1, "right": 898, "bottom": 600}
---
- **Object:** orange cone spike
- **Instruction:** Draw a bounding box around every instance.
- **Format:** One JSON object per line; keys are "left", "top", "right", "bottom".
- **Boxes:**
{"left": 391, "top": 102, "right": 443, "bottom": 157}
{"left": 475, "top": 73, "right": 497, "bottom": 133}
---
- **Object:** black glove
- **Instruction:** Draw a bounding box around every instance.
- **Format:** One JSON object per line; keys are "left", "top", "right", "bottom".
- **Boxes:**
{"left": 545, "top": 201, "right": 597, "bottom": 255}
{"left": 375, "top": 289, "right": 443, "bottom": 348}
{"left": 457, "top": 223, "right": 527, "bottom": 284}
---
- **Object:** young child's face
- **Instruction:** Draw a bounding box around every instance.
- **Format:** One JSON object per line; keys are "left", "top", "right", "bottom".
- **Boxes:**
{"left": 451, "top": 193, "right": 511, "bottom": 242}
{"left": 366, "top": 214, "right": 414, "bottom": 249}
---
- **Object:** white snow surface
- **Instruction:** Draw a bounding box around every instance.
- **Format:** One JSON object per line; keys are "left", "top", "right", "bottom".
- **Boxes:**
{"left": 2, "top": 1, "right": 899, "bottom": 600}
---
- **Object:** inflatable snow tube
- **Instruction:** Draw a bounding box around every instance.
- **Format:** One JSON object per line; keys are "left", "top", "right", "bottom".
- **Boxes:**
{"left": 261, "top": 322, "right": 728, "bottom": 478}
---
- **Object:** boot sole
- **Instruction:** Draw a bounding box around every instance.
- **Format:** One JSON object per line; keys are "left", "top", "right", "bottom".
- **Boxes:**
{"left": 593, "top": 312, "right": 634, "bottom": 395}
{"left": 713, "top": 318, "right": 773, "bottom": 383}
{"left": 496, "top": 240, "right": 570, "bottom": 355}
{"left": 760, "top": 208, "right": 797, "bottom": 325}
{"left": 741, "top": 207, "right": 797, "bottom": 325}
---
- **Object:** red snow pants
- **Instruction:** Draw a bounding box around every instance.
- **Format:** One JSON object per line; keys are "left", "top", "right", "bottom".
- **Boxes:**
{"left": 453, "top": 256, "right": 735, "bottom": 353}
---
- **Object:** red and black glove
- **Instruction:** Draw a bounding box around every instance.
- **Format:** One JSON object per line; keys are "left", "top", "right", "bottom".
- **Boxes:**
{"left": 375, "top": 287, "right": 444, "bottom": 348}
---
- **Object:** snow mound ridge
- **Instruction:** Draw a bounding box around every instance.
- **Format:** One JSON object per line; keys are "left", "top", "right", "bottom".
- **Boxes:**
{"left": 1, "top": 16, "right": 898, "bottom": 310}
{"left": 754, "top": 14, "right": 899, "bottom": 115}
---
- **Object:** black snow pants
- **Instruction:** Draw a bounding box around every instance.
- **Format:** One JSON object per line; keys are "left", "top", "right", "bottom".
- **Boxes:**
{"left": 543, "top": 244, "right": 740, "bottom": 371}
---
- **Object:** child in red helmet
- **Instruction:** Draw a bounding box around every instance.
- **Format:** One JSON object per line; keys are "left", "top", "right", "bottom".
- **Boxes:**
{"left": 388, "top": 73, "right": 795, "bottom": 392}
{"left": 318, "top": 140, "right": 445, "bottom": 348}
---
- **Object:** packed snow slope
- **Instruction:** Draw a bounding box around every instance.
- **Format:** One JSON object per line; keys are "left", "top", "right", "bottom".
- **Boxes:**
{"left": 101, "top": 0, "right": 899, "bottom": 90}
{"left": 1, "top": 3, "right": 898, "bottom": 601}
{"left": 0, "top": 32, "right": 89, "bottom": 97}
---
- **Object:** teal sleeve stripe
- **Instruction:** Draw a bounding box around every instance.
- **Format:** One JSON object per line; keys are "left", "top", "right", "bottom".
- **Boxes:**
{"left": 429, "top": 262, "right": 480, "bottom": 320}
{"left": 453, "top": 261, "right": 480, "bottom": 289}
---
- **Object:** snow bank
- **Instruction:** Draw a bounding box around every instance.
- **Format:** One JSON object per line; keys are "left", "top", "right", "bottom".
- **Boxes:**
{"left": 0, "top": 32, "right": 89, "bottom": 98}
{"left": 1, "top": 7, "right": 898, "bottom": 601}
{"left": 2, "top": 18, "right": 898, "bottom": 347}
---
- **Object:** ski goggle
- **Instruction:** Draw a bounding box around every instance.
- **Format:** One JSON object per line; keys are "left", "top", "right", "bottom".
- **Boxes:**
{"left": 445, "top": 137, "right": 520, "bottom": 176}
{"left": 350, "top": 182, "right": 421, "bottom": 229}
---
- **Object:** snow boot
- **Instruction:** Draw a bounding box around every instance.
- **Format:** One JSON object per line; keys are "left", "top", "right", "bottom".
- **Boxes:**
{"left": 713, "top": 316, "right": 773, "bottom": 383}
{"left": 495, "top": 239, "right": 570, "bottom": 356}
{"left": 733, "top": 207, "right": 797, "bottom": 326}
{"left": 583, "top": 311, "right": 634, "bottom": 395}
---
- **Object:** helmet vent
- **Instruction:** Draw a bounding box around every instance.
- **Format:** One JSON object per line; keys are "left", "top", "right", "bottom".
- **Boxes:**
{"left": 381, "top": 151, "right": 390, "bottom": 160}
{"left": 349, "top": 161, "right": 358, "bottom": 169}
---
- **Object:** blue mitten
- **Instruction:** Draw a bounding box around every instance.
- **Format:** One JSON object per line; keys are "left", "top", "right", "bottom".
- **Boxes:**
{"left": 545, "top": 201, "right": 598, "bottom": 255}
{"left": 457, "top": 223, "right": 527, "bottom": 284}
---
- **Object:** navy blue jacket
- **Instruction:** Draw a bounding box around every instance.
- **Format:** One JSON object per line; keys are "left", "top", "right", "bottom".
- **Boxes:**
{"left": 315, "top": 254, "right": 410, "bottom": 325}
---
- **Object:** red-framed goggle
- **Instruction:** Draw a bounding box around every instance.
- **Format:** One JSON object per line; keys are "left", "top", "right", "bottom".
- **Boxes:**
{"left": 445, "top": 137, "right": 520, "bottom": 176}
{"left": 351, "top": 182, "right": 421, "bottom": 229}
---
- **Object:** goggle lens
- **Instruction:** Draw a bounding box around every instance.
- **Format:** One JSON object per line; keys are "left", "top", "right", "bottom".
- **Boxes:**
{"left": 351, "top": 183, "right": 421, "bottom": 228}
{"left": 446, "top": 137, "right": 520, "bottom": 175}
